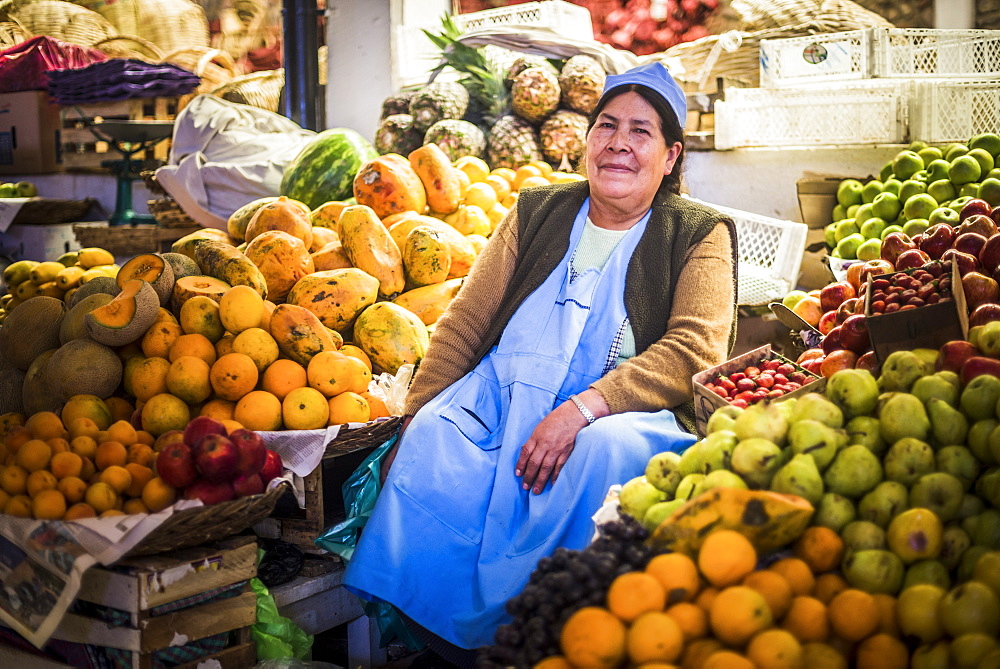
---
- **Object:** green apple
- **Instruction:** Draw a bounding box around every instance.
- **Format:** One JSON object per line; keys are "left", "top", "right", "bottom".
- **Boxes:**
{"left": 782, "top": 290, "right": 809, "bottom": 310}
{"left": 832, "top": 204, "right": 847, "bottom": 222}
{"left": 881, "top": 224, "right": 904, "bottom": 240}
{"left": 872, "top": 192, "right": 901, "bottom": 222}
{"left": 918, "top": 146, "right": 944, "bottom": 164}
{"left": 836, "top": 219, "right": 862, "bottom": 242}
{"left": 926, "top": 158, "right": 952, "bottom": 183}
{"left": 988, "top": 168, "right": 1000, "bottom": 181}
{"left": 880, "top": 160, "right": 895, "bottom": 182}
{"left": 912, "top": 169, "right": 930, "bottom": 183}
{"left": 847, "top": 203, "right": 861, "bottom": 219}
{"left": 968, "top": 147, "right": 996, "bottom": 175}
{"left": 899, "top": 179, "right": 928, "bottom": 204}
{"left": 945, "top": 143, "right": 970, "bottom": 161}
{"left": 836, "top": 233, "right": 866, "bottom": 260}
{"left": 860, "top": 217, "right": 888, "bottom": 239}
{"left": 970, "top": 132, "right": 1000, "bottom": 158}
{"left": 960, "top": 182, "right": 981, "bottom": 198}
{"left": 14, "top": 181, "right": 36, "bottom": 198}
{"left": 928, "top": 207, "right": 960, "bottom": 226}
{"left": 0, "top": 183, "right": 15, "bottom": 198}
{"left": 857, "top": 237, "right": 883, "bottom": 261}
{"left": 882, "top": 178, "right": 903, "bottom": 196}
{"left": 837, "top": 178, "right": 865, "bottom": 208}
{"left": 909, "top": 140, "right": 929, "bottom": 152}
{"left": 825, "top": 223, "right": 839, "bottom": 248}
{"left": 927, "top": 178, "right": 957, "bottom": 204}
{"left": 855, "top": 202, "right": 876, "bottom": 225}
{"left": 950, "top": 155, "right": 982, "bottom": 185}
{"left": 893, "top": 150, "right": 925, "bottom": 180}
{"left": 902, "top": 218, "right": 930, "bottom": 237}
{"left": 978, "top": 178, "right": 1000, "bottom": 206}
{"left": 949, "top": 196, "right": 974, "bottom": 213}
{"left": 861, "top": 180, "right": 883, "bottom": 203}
{"left": 904, "top": 193, "right": 939, "bottom": 220}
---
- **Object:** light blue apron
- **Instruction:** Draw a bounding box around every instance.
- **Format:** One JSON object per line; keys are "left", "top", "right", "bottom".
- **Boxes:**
{"left": 344, "top": 199, "right": 696, "bottom": 648}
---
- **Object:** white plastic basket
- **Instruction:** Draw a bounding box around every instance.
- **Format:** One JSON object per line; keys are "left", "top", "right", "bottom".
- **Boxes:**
{"left": 874, "top": 28, "right": 1000, "bottom": 79}
{"left": 715, "top": 80, "right": 909, "bottom": 150}
{"left": 909, "top": 78, "right": 1000, "bottom": 143}
{"left": 760, "top": 30, "right": 873, "bottom": 88}
{"left": 687, "top": 198, "right": 809, "bottom": 306}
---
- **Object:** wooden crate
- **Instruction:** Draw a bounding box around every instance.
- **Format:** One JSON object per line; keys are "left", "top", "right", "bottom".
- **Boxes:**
{"left": 59, "top": 98, "right": 179, "bottom": 172}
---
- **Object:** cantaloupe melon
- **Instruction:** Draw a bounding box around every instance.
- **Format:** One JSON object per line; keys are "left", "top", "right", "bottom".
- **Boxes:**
{"left": 59, "top": 293, "right": 116, "bottom": 344}
{"left": 0, "top": 368, "right": 25, "bottom": 414}
{"left": 22, "top": 349, "right": 62, "bottom": 415}
{"left": 171, "top": 275, "right": 231, "bottom": 312}
{"left": 160, "top": 252, "right": 201, "bottom": 280}
{"left": 67, "top": 276, "right": 120, "bottom": 309}
{"left": 0, "top": 296, "right": 66, "bottom": 370}
{"left": 85, "top": 280, "right": 160, "bottom": 347}
{"left": 117, "top": 254, "right": 175, "bottom": 306}
{"left": 47, "top": 339, "right": 123, "bottom": 402}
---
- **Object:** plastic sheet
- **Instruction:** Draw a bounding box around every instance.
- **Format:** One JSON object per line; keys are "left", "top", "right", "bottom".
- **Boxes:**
{"left": 250, "top": 577, "right": 313, "bottom": 662}
{"left": 0, "top": 36, "right": 108, "bottom": 94}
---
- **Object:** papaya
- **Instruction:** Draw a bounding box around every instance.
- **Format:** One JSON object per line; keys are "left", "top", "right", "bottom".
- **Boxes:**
{"left": 243, "top": 230, "right": 314, "bottom": 302}
{"left": 338, "top": 205, "right": 406, "bottom": 299}
{"left": 393, "top": 278, "right": 462, "bottom": 326}
{"left": 244, "top": 195, "right": 313, "bottom": 249}
{"left": 381, "top": 211, "right": 420, "bottom": 229}
{"left": 409, "top": 143, "right": 462, "bottom": 215}
{"left": 353, "top": 302, "right": 429, "bottom": 375}
{"left": 352, "top": 153, "right": 427, "bottom": 219}
{"left": 193, "top": 240, "right": 268, "bottom": 298}
{"left": 309, "top": 226, "right": 339, "bottom": 252}
{"left": 3, "top": 260, "right": 38, "bottom": 287}
{"left": 171, "top": 228, "right": 233, "bottom": 261}
{"left": 401, "top": 227, "right": 451, "bottom": 287}
{"left": 286, "top": 268, "right": 380, "bottom": 331}
{"left": 117, "top": 254, "right": 175, "bottom": 306}
{"left": 30, "top": 261, "right": 65, "bottom": 285}
{"left": 85, "top": 279, "right": 161, "bottom": 347}
{"left": 311, "top": 201, "right": 351, "bottom": 232}
{"left": 311, "top": 240, "right": 353, "bottom": 271}
{"left": 269, "top": 304, "right": 342, "bottom": 365}
{"left": 387, "top": 215, "right": 476, "bottom": 279}
{"left": 35, "top": 281, "right": 64, "bottom": 299}
{"left": 227, "top": 196, "right": 287, "bottom": 239}
{"left": 55, "top": 265, "right": 86, "bottom": 290}
{"left": 76, "top": 247, "right": 115, "bottom": 269}
{"left": 171, "top": 275, "right": 231, "bottom": 312}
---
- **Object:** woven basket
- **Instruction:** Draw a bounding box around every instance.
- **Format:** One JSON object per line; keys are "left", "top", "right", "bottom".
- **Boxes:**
{"left": 722, "top": 0, "right": 894, "bottom": 33}
{"left": 1, "top": 0, "right": 118, "bottom": 47}
{"left": 326, "top": 416, "right": 403, "bottom": 458}
{"left": 162, "top": 46, "right": 238, "bottom": 95}
{"left": 211, "top": 68, "right": 283, "bottom": 113}
{"left": 91, "top": 34, "right": 163, "bottom": 61}
{"left": 124, "top": 482, "right": 287, "bottom": 557}
{"left": 81, "top": 0, "right": 209, "bottom": 55}
{"left": 12, "top": 197, "right": 99, "bottom": 224}
{"left": 0, "top": 19, "right": 28, "bottom": 48}
{"left": 215, "top": 0, "right": 268, "bottom": 64}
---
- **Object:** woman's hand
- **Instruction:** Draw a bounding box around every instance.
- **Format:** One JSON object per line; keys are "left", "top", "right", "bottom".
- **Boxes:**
{"left": 515, "top": 401, "right": 587, "bottom": 494}
{"left": 378, "top": 415, "right": 412, "bottom": 487}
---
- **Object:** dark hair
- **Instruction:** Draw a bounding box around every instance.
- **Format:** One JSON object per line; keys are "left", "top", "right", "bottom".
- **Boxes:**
{"left": 587, "top": 84, "right": 685, "bottom": 195}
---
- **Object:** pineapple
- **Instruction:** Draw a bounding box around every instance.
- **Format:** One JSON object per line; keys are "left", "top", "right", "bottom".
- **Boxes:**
{"left": 505, "top": 56, "right": 558, "bottom": 89}
{"left": 487, "top": 115, "right": 543, "bottom": 170}
{"left": 510, "top": 67, "right": 561, "bottom": 125}
{"left": 380, "top": 92, "right": 414, "bottom": 120}
{"left": 374, "top": 114, "right": 423, "bottom": 156}
{"left": 409, "top": 81, "right": 470, "bottom": 132}
{"left": 540, "top": 110, "right": 589, "bottom": 171}
{"left": 424, "top": 120, "right": 486, "bottom": 161}
{"left": 558, "top": 55, "right": 606, "bottom": 116}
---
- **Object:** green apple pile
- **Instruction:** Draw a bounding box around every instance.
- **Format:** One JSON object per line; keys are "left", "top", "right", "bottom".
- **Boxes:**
{"left": 0, "top": 181, "right": 37, "bottom": 198}
{"left": 827, "top": 133, "right": 1000, "bottom": 261}
{"left": 619, "top": 352, "right": 1000, "bottom": 597}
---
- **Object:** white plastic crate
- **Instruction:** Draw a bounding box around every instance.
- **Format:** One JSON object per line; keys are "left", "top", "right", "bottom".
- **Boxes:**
{"left": 874, "top": 29, "right": 1000, "bottom": 79}
{"left": 715, "top": 80, "right": 909, "bottom": 149}
{"left": 687, "top": 198, "right": 809, "bottom": 306}
{"left": 909, "top": 79, "right": 1000, "bottom": 143}
{"left": 760, "top": 30, "right": 873, "bottom": 88}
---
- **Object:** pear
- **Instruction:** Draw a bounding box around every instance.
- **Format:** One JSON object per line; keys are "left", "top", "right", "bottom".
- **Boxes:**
{"left": 694, "top": 469, "right": 748, "bottom": 496}
{"left": 969, "top": 419, "right": 999, "bottom": 466}
{"left": 678, "top": 440, "right": 706, "bottom": 476}
{"left": 912, "top": 373, "right": 960, "bottom": 408}
{"left": 730, "top": 437, "right": 783, "bottom": 489}
{"left": 825, "top": 368, "right": 879, "bottom": 419}
{"left": 910, "top": 641, "right": 950, "bottom": 669}
{"left": 972, "top": 550, "right": 1000, "bottom": 595}
{"left": 787, "top": 419, "right": 843, "bottom": 470}
{"left": 940, "top": 525, "right": 972, "bottom": 571}
{"left": 790, "top": 393, "right": 843, "bottom": 428}
{"left": 910, "top": 472, "right": 965, "bottom": 522}
{"left": 938, "top": 581, "right": 1000, "bottom": 637}
{"left": 936, "top": 369, "right": 961, "bottom": 392}
{"left": 935, "top": 446, "right": 981, "bottom": 491}
{"left": 843, "top": 520, "right": 887, "bottom": 552}
{"left": 769, "top": 453, "right": 823, "bottom": 505}
{"left": 857, "top": 480, "right": 909, "bottom": 528}
{"left": 949, "top": 633, "right": 999, "bottom": 668}
{"left": 814, "top": 492, "right": 857, "bottom": 533}
{"left": 776, "top": 397, "right": 797, "bottom": 423}
{"left": 902, "top": 559, "right": 952, "bottom": 590}
{"left": 961, "top": 374, "right": 1000, "bottom": 421}
{"left": 912, "top": 347, "right": 940, "bottom": 373}
{"left": 883, "top": 437, "right": 935, "bottom": 486}
{"left": 845, "top": 415, "right": 887, "bottom": 456}
{"left": 618, "top": 476, "right": 666, "bottom": 521}
{"left": 733, "top": 401, "right": 788, "bottom": 446}
{"left": 842, "top": 548, "right": 905, "bottom": 594}
{"left": 675, "top": 474, "right": 705, "bottom": 501}
{"left": 888, "top": 507, "right": 943, "bottom": 563}
{"left": 707, "top": 404, "right": 742, "bottom": 433}
{"left": 823, "top": 444, "right": 883, "bottom": 498}
{"left": 927, "top": 397, "right": 969, "bottom": 446}
{"left": 879, "top": 393, "right": 931, "bottom": 444}
{"left": 959, "top": 546, "right": 992, "bottom": 583}
{"left": 642, "top": 498, "right": 686, "bottom": 533}
{"left": 990, "top": 430, "right": 1000, "bottom": 468}
{"left": 898, "top": 585, "right": 948, "bottom": 645}
{"left": 701, "top": 430, "right": 738, "bottom": 473}
{"left": 976, "top": 468, "right": 1000, "bottom": 510}
{"left": 645, "top": 451, "right": 683, "bottom": 495}
{"left": 956, "top": 493, "right": 985, "bottom": 520}
{"left": 879, "top": 350, "right": 930, "bottom": 392}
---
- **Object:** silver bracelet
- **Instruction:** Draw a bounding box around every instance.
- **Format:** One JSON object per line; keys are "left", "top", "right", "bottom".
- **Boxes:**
{"left": 569, "top": 394, "right": 596, "bottom": 424}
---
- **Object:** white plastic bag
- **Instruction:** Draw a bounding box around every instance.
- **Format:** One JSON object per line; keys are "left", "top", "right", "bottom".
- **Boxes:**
{"left": 366, "top": 363, "right": 414, "bottom": 417}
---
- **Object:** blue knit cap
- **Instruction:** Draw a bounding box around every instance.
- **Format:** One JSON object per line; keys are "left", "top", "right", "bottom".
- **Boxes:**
{"left": 602, "top": 62, "right": 687, "bottom": 130}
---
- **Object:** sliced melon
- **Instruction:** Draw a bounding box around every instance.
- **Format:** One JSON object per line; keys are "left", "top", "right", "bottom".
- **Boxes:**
{"left": 171, "top": 275, "right": 230, "bottom": 312}
{"left": 68, "top": 276, "right": 121, "bottom": 309}
{"left": 47, "top": 339, "right": 123, "bottom": 402}
{"left": 23, "top": 349, "right": 62, "bottom": 415}
{"left": 60, "top": 293, "right": 116, "bottom": 344}
{"left": 0, "top": 295, "right": 66, "bottom": 370}
{"left": 161, "top": 252, "right": 200, "bottom": 280}
{"left": 117, "top": 253, "right": 175, "bottom": 306}
{"left": 85, "top": 279, "right": 160, "bottom": 347}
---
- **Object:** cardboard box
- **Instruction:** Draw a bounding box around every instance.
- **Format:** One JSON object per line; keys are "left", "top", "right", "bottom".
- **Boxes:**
{"left": 692, "top": 344, "right": 826, "bottom": 436}
{"left": 864, "top": 261, "right": 968, "bottom": 364}
{"left": 0, "top": 90, "right": 62, "bottom": 174}
{"left": 796, "top": 176, "right": 843, "bottom": 229}
{"left": 0, "top": 222, "right": 79, "bottom": 261}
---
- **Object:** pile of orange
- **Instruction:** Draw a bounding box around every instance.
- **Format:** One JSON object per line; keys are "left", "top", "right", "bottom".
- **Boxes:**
{"left": 0, "top": 400, "right": 178, "bottom": 520}
{"left": 548, "top": 527, "right": 909, "bottom": 669}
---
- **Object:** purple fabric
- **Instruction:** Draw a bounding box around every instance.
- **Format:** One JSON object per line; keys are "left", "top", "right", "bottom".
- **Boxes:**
{"left": 47, "top": 59, "right": 200, "bottom": 104}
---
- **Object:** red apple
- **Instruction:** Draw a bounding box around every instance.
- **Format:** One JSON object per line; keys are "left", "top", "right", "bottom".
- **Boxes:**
{"left": 796, "top": 348, "right": 825, "bottom": 365}
{"left": 232, "top": 473, "right": 264, "bottom": 497}
{"left": 961, "top": 356, "right": 1000, "bottom": 384}
{"left": 958, "top": 213, "right": 998, "bottom": 239}
{"left": 820, "top": 349, "right": 859, "bottom": 378}
{"left": 839, "top": 314, "right": 871, "bottom": 354}
{"left": 792, "top": 295, "right": 823, "bottom": 328}
{"left": 856, "top": 350, "right": 878, "bottom": 372}
{"left": 941, "top": 248, "right": 980, "bottom": 277}
{"left": 194, "top": 433, "right": 239, "bottom": 483}
{"left": 920, "top": 223, "right": 957, "bottom": 260}
{"left": 954, "top": 232, "right": 988, "bottom": 258}
{"left": 230, "top": 429, "right": 266, "bottom": 476}
{"left": 130, "top": 407, "right": 143, "bottom": 431}
{"left": 960, "top": 198, "right": 993, "bottom": 222}
{"left": 858, "top": 259, "right": 895, "bottom": 286}
{"left": 801, "top": 357, "right": 825, "bottom": 375}
{"left": 184, "top": 480, "right": 236, "bottom": 506}
{"left": 822, "top": 326, "right": 844, "bottom": 354}
{"left": 260, "top": 449, "right": 282, "bottom": 485}
{"left": 818, "top": 310, "right": 838, "bottom": 335}
{"left": 980, "top": 234, "right": 1000, "bottom": 274}
{"left": 937, "top": 340, "right": 981, "bottom": 374}
{"left": 845, "top": 262, "right": 865, "bottom": 292}
{"left": 961, "top": 271, "right": 1000, "bottom": 309}
{"left": 895, "top": 248, "right": 932, "bottom": 271}
{"left": 971, "top": 302, "right": 1000, "bottom": 327}
{"left": 820, "top": 281, "right": 857, "bottom": 312}
{"left": 156, "top": 443, "right": 198, "bottom": 489}
{"left": 183, "top": 416, "right": 228, "bottom": 449}
{"left": 836, "top": 298, "right": 860, "bottom": 324}
{"left": 880, "top": 232, "right": 917, "bottom": 265}
{"left": 991, "top": 205, "right": 1000, "bottom": 226}
{"left": 153, "top": 430, "right": 185, "bottom": 454}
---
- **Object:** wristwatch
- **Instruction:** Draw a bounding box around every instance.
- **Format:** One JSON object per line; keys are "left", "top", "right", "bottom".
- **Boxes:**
{"left": 569, "top": 394, "right": 596, "bottom": 424}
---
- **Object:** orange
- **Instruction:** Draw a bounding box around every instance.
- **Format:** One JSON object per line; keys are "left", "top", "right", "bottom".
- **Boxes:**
{"left": 801, "top": 642, "right": 848, "bottom": 669}
{"left": 61, "top": 395, "right": 112, "bottom": 431}
{"left": 130, "top": 356, "right": 173, "bottom": 402}
{"left": 210, "top": 353, "right": 259, "bottom": 401}
{"left": 528, "top": 159, "right": 553, "bottom": 177}
{"left": 768, "top": 558, "right": 816, "bottom": 596}
{"left": 328, "top": 392, "right": 370, "bottom": 425}
{"left": 47, "top": 437, "right": 70, "bottom": 454}
{"left": 95, "top": 441, "right": 128, "bottom": 470}
{"left": 708, "top": 586, "right": 773, "bottom": 647}
{"left": 695, "top": 586, "right": 719, "bottom": 613}
{"left": 122, "top": 498, "right": 149, "bottom": 514}
{"left": 31, "top": 489, "right": 66, "bottom": 520}
{"left": 85, "top": 481, "right": 118, "bottom": 513}
{"left": 105, "top": 420, "right": 138, "bottom": 447}
{"left": 215, "top": 333, "right": 235, "bottom": 358}
{"left": 56, "top": 476, "right": 88, "bottom": 504}
{"left": 104, "top": 397, "right": 135, "bottom": 424}
{"left": 698, "top": 530, "right": 758, "bottom": 587}
{"left": 63, "top": 502, "right": 97, "bottom": 520}
{"left": 512, "top": 164, "right": 544, "bottom": 190}
{"left": 4, "top": 425, "right": 31, "bottom": 453}
{"left": 872, "top": 593, "right": 899, "bottom": 637}
{"left": 141, "top": 321, "right": 183, "bottom": 358}
{"left": 99, "top": 465, "right": 132, "bottom": 494}
{"left": 680, "top": 639, "right": 724, "bottom": 669}
{"left": 813, "top": 572, "right": 849, "bottom": 605}
{"left": 25, "top": 411, "right": 66, "bottom": 440}
{"left": 141, "top": 477, "right": 176, "bottom": 512}
{"left": 518, "top": 175, "right": 551, "bottom": 190}
{"left": 16, "top": 439, "right": 52, "bottom": 472}
{"left": 140, "top": 393, "right": 191, "bottom": 436}
{"left": 123, "top": 463, "right": 154, "bottom": 498}
{"left": 646, "top": 552, "right": 700, "bottom": 604}
{"left": 484, "top": 174, "right": 512, "bottom": 202}
{"left": 307, "top": 351, "right": 371, "bottom": 397}
{"left": 782, "top": 596, "right": 829, "bottom": 643}
{"left": 168, "top": 333, "right": 218, "bottom": 365}
{"left": 50, "top": 451, "right": 83, "bottom": 479}
{"left": 1, "top": 465, "right": 28, "bottom": 495}
{"left": 70, "top": 435, "right": 98, "bottom": 460}
{"left": 80, "top": 457, "right": 96, "bottom": 482}
{"left": 282, "top": 387, "right": 330, "bottom": 430}
{"left": 67, "top": 417, "right": 100, "bottom": 440}
{"left": 742, "top": 569, "right": 794, "bottom": 620}
{"left": 625, "top": 611, "right": 683, "bottom": 664}
{"left": 4, "top": 494, "right": 32, "bottom": 517}
{"left": 232, "top": 328, "right": 280, "bottom": 372}
{"left": 134, "top": 430, "right": 155, "bottom": 446}
{"left": 166, "top": 356, "right": 213, "bottom": 405}
{"left": 261, "top": 359, "right": 308, "bottom": 401}
{"left": 220, "top": 419, "right": 244, "bottom": 434}
{"left": 606, "top": 571, "right": 666, "bottom": 623}
{"left": 702, "top": 650, "right": 755, "bottom": 669}
{"left": 746, "top": 628, "right": 803, "bottom": 669}
{"left": 101, "top": 509, "right": 125, "bottom": 517}
{"left": 361, "top": 392, "right": 390, "bottom": 419}
{"left": 827, "top": 589, "right": 879, "bottom": 642}
{"left": 665, "top": 602, "right": 708, "bottom": 641}
{"left": 532, "top": 657, "right": 570, "bottom": 669}
{"left": 25, "top": 468, "right": 56, "bottom": 496}
{"left": 855, "top": 633, "right": 907, "bottom": 669}
{"left": 127, "top": 443, "right": 155, "bottom": 468}
{"left": 234, "top": 390, "right": 283, "bottom": 431}
{"left": 560, "top": 606, "right": 626, "bottom": 668}
{"left": 339, "top": 344, "right": 372, "bottom": 371}
{"left": 200, "top": 399, "right": 237, "bottom": 422}
{"left": 794, "top": 526, "right": 845, "bottom": 574}
{"left": 0, "top": 489, "right": 9, "bottom": 510}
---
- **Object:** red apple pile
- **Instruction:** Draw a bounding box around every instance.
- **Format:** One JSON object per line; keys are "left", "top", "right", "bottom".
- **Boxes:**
{"left": 868, "top": 266, "right": 952, "bottom": 315}
{"left": 703, "top": 358, "right": 818, "bottom": 409}
{"left": 155, "top": 416, "right": 284, "bottom": 506}
{"left": 593, "top": 0, "right": 718, "bottom": 55}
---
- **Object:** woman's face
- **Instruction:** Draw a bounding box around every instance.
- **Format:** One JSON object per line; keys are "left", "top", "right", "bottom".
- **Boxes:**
{"left": 585, "top": 91, "right": 682, "bottom": 212}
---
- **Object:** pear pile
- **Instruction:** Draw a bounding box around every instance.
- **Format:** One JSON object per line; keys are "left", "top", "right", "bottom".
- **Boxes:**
{"left": 620, "top": 349, "right": 1000, "bottom": 596}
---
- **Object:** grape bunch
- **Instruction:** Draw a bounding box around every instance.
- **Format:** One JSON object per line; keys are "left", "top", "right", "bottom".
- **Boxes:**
{"left": 478, "top": 516, "right": 655, "bottom": 668}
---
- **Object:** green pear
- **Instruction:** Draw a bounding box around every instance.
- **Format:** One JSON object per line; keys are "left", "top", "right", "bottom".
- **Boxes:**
{"left": 678, "top": 440, "right": 706, "bottom": 476}
{"left": 978, "top": 321, "right": 1000, "bottom": 357}
{"left": 842, "top": 520, "right": 888, "bottom": 552}
{"left": 970, "top": 509, "right": 1000, "bottom": 549}
{"left": 776, "top": 397, "right": 797, "bottom": 424}
{"left": 789, "top": 393, "right": 844, "bottom": 428}
{"left": 675, "top": 474, "right": 705, "bottom": 501}
{"left": 730, "top": 438, "right": 783, "bottom": 489}
{"left": 938, "top": 581, "right": 1000, "bottom": 638}
{"left": 733, "top": 401, "right": 788, "bottom": 446}
{"left": 968, "top": 419, "right": 999, "bottom": 465}
{"left": 825, "top": 368, "right": 879, "bottom": 419}
{"left": 642, "top": 498, "right": 686, "bottom": 533}
{"left": 912, "top": 348, "right": 940, "bottom": 371}
{"left": 899, "top": 586, "right": 948, "bottom": 646}
{"left": 936, "top": 369, "right": 961, "bottom": 392}
{"left": 707, "top": 404, "right": 742, "bottom": 433}
{"left": 883, "top": 437, "right": 935, "bottom": 486}
{"left": 912, "top": 373, "right": 960, "bottom": 408}
{"left": 879, "top": 393, "right": 931, "bottom": 444}
{"left": 903, "top": 559, "right": 952, "bottom": 590}
{"left": 787, "top": 419, "right": 844, "bottom": 470}
{"left": 927, "top": 397, "right": 969, "bottom": 446}
{"left": 956, "top": 493, "right": 985, "bottom": 520}
{"left": 949, "top": 633, "right": 999, "bottom": 668}
{"left": 618, "top": 476, "right": 666, "bottom": 520}
{"left": 940, "top": 525, "right": 972, "bottom": 571}
{"left": 768, "top": 453, "right": 824, "bottom": 505}
{"left": 845, "top": 415, "right": 887, "bottom": 456}
{"left": 644, "top": 451, "right": 683, "bottom": 495}
{"left": 976, "top": 468, "right": 1000, "bottom": 510}
{"left": 959, "top": 546, "right": 992, "bottom": 583}
{"left": 701, "top": 430, "right": 738, "bottom": 473}
{"left": 694, "top": 469, "right": 748, "bottom": 496}
{"left": 823, "top": 444, "right": 883, "bottom": 498}
{"left": 936, "top": 446, "right": 980, "bottom": 491}
{"left": 910, "top": 472, "right": 965, "bottom": 522}
{"left": 879, "top": 350, "right": 931, "bottom": 392}
{"left": 858, "top": 480, "right": 909, "bottom": 528}
{"left": 910, "top": 640, "right": 950, "bottom": 669}
{"left": 842, "top": 549, "right": 905, "bottom": 594}
{"left": 960, "top": 374, "right": 1000, "bottom": 421}
{"left": 813, "top": 492, "right": 857, "bottom": 533}
{"left": 985, "top": 425, "right": 1000, "bottom": 466}
{"left": 972, "top": 550, "right": 1000, "bottom": 595}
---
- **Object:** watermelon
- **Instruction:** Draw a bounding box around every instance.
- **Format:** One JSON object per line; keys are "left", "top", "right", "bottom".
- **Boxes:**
{"left": 280, "top": 128, "right": 378, "bottom": 210}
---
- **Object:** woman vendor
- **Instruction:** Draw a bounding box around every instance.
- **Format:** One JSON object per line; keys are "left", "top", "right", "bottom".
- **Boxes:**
{"left": 344, "top": 61, "right": 738, "bottom": 662}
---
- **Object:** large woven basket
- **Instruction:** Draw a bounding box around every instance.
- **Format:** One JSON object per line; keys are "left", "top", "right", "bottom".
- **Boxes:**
{"left": 91, "top": 34, "right": 163, "bottom": 62}
{"left": 714, "top": 0, "right": 894, "bottom": 33}
{"left": 74, "top": 0, "right": 209, "bottom": 55}
{"left": 326, "top": 416, "right": 403, "bottom": 458}
{"left": 0, "top": 0, "right": 118, "bottom": 47}
{"left": 0, "top": 19, "right": 28, "bottom": 48}
{"left": 211, "top": 68, "right": 283, "bottom": 113}
{"left": 162, "top": 46, "right": 238, "bottom": 95}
